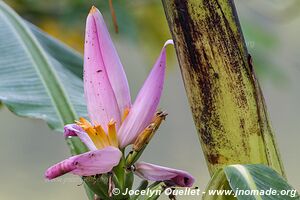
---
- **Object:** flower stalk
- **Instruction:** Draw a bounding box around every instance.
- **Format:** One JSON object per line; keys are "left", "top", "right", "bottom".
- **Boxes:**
{"left": 162, "top": 0, "right": 285, "bottom": 176}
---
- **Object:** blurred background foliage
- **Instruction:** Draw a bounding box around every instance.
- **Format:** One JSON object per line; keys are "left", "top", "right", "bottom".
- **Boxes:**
{"left": 4, "top": 0, "right": 300, "bottom": 82}
{"left": 3, "top": 0, "right": 171, "bottom": 64}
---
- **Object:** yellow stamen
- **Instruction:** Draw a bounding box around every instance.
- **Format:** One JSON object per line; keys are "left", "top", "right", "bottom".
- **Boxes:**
{"left": 94, "top": 124, "right": 110, "bottom": 148}
{"left": 76, "top": 117, "right": 121, "bottom": 149}
{"left": 108, "top": 120, "right": 119, "bottom": 147}
{"left": 85, "top": 127, "right": 106, "bottom": 149}
{"left": 122, "top": 108, "right": 130, "bottom": 122}
{"left": 76, "top": 117, "right": 107, "bottom": 149}
{"left": 76, "top": 117, "right": 92, "bottom": 129}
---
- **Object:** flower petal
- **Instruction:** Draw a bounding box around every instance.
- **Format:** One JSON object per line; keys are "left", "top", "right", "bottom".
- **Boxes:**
{"left": 45, "top": 147, "right": 122, "bottom": 180}
{"left": 64, "top": 124, "right": 97, "bottom": 151}
{"left": 118, "top": 40, "right": 173, "bottom": 148}
{"left": 90, "top": 7, "right": 131, "bottom": 115}
{"left": 134, "top": 162, "right": 195, "bottom": 187}
{"left": 84, "top": 8, "right": 121, "bottom": 128}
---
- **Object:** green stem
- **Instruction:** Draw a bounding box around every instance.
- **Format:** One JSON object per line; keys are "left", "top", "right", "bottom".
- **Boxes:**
{"left": 162, "top": 0, "right": 285, "bottom": 176}
{"left": 113, "top": 151, "right": 132, "bottom": 200}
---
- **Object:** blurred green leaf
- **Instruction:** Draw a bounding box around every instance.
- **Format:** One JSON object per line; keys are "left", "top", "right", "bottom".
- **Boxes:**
{"left": 251, "top": 53, "right": 286, "bottom": 84}
{"left": 0, "top": 1, "right": 87, "bottom": 131}
{"left": 66, "top": 137, "right": 89, "bottom": 155}
{"left": 224, "top": 164, "right": 299, "bottom": 200}
{"left": 83, "top": 175, "right": 110, "bottom": 200}
{"left": 242, "top": 22, "right": 277, "bottom": 49}
{"left": 241, "top": 21, "right": 286, "bottom": 83}
{"left": 84, "top": 183, "right": 96, "bottom": 200}
{"left": 202, "top": 169, "right": 235, "bottom": 200}
{"left": 0, "top": 1, "right": 96, "bottom": 198}
{"left": 28, "top": 22, "right": 83, "bottom": 78}
{"left": 203, "top": 164, "right": 299, "bottom": 200}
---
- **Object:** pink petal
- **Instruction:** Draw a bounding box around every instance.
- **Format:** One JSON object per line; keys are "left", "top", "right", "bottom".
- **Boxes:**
{"left": 90, "top": 7, "right": 131, "bottom": 115}
{"left": 64, "top": 124, "right": 97, "bottom": 151}
{"left": 118, "top": 40, "right": 173, "bottom": 148}
{"left": 84, "top": 9, "right": 121, "bottom": 129}
{"left": 45, "top": 147, "right": 122, "bottom": 179}
{"left": 134, "top": 162, "right": 195, "bottom": 187}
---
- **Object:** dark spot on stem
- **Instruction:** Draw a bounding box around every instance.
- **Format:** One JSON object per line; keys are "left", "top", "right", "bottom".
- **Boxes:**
{"left": 213, "top": 72, "right": 219, "bottom": 79}
{"left": 207, "top": 154, "right": 220, "bottom": 164}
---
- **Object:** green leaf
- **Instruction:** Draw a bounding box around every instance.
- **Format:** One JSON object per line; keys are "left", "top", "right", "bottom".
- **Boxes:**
{"left": 28, "top": 22, "right": 83, "bottom": 79}
{"left": 202, "top": 169, "right": 236, "bottom": 200}
{"left": 83, "top": 175, "right": 110, "bottom": 200}
{"left": 0, "top": 1, "right": 87, "bottom": 132}
{"left": 0, "top": 1, "right": 95, "bottom": 198}
{"left": 84, "top": 183, "right": 97, "bottom": 200}
{"left": 130, "top": 180, "right": 149, "bottom": 200}
{"left": 203, "top": 165, "right": 299, "bottom": 200}
{"left": 66, "top": 137, "right": 89, "bottom": 156}
{"left": 224, "top": 164, "right": 299, "bottom": 200}
{"left": 137, "top": 180, "right": 149, "bottom": 191}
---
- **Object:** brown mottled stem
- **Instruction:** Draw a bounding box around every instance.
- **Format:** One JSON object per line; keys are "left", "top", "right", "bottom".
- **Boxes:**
{"left": 162, "top": 0, "right": 285, "bottom": 176}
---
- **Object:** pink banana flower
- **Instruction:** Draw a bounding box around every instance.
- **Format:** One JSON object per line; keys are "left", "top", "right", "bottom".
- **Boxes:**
{"left": 45, "top": 6, "right": 194, "bottom": 188}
